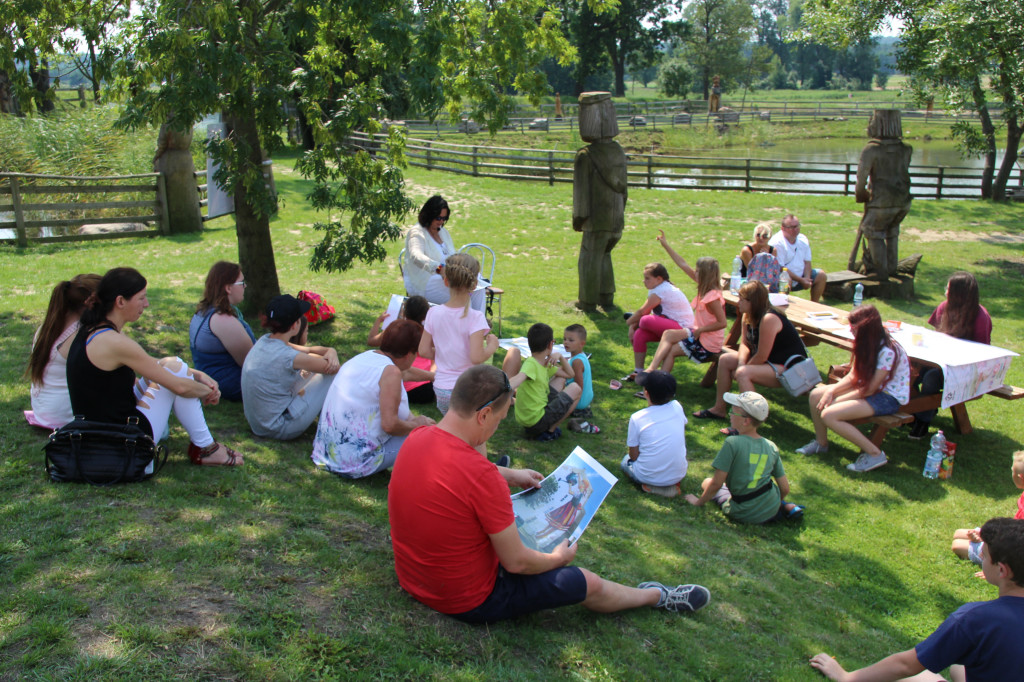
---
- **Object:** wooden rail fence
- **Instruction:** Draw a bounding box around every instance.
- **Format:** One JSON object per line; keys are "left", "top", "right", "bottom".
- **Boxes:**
{"left": 0, "top": 171, "right": 168, "bottom": 246}
{"left": 349, "top": 132, "right": 1018, "bottom": 200}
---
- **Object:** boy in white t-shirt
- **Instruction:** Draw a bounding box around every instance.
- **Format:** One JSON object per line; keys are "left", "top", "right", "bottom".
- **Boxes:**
{"left": 621, "top": 371, "right": 688, "bottom": 498}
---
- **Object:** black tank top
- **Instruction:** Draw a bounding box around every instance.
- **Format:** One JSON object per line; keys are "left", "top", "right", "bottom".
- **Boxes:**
{"left": 67, "top": 322, "right": 151, "bottom": 434}
{"left": 745, "top": 310, "right": 806, "bottom": 365}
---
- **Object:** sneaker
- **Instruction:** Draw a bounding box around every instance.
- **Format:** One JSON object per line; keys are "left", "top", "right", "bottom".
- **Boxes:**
{"left": 796, "top": 440, "right": 828, "bottom": 455}
{"left": 846, "top": 451, "right": 888, "bottom": 472}
{"left": 638, "top": 581, "right": 710, "bottom": 613}
{"left": 568, "top": 419, "right": 601, "bottom": 434}
{"left": 641, "top": 483, "right": 681, "bottom": 498}
{"left": 495, "top": 455, "right": 511, "bottom": 468}
{"left": 908, "top": 419, "right": 929, "bottom": 440}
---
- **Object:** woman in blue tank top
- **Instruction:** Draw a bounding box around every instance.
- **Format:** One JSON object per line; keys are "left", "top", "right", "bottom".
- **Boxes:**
{"left": 189, "top": 261, "right": 255, "bottom": 401}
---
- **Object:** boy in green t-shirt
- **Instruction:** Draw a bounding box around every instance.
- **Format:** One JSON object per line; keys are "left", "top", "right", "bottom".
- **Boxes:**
{"left": 685, "top": 391, "right": 804, "bottom": 524}
{"left": 503, "top": 323, "right": 581, "bottom": 442}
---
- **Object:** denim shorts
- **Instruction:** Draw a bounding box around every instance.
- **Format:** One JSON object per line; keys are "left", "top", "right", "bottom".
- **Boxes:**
{"left": 865, "top": 391, "right": 901, "bottom": 416}
{"left": 968, "top": 539, "right": 984, "bottom": 566}
{"left": 451, "top": 566, "right": 587, "bottom": 624}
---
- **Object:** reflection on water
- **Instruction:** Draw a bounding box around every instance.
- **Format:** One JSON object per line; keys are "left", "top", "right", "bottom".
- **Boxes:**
{"left": 648, "top": 139, "right": 1020, "bottom": 198}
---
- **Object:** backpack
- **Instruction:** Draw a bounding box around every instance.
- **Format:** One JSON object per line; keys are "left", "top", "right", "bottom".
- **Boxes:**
{"left": 297, "top": 290, "right": 336, "bottom": 325}
{"left": 747, "top": 252, "right": 782, "bottom": 293}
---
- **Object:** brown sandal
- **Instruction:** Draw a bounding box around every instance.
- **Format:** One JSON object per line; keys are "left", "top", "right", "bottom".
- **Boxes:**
{"left": 188, "top": 441, "right": 244, "bottom": 467}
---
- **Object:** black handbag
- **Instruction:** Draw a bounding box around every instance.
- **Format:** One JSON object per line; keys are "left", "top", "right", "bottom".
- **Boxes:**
{"left": 44, "top": 417, "right": 167, "bottom": 485}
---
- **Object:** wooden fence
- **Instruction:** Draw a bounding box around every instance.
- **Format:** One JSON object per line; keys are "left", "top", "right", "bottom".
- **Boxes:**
{"left": 349, "top": 132, "right": 1019, "bottom": 200}
{"left": 0, "top": 171, "right": 168, "bottom": 246}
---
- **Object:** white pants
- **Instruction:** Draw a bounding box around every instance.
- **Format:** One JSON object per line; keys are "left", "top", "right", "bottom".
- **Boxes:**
{"left": 424, "top": 274, "right": 487, "bottom": 313}
{"left": 134, "top": 357, "right": 214, "bottom": 448}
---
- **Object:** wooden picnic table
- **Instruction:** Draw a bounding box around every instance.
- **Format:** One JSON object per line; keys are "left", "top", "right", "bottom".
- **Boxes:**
{"left": 716, "top": 290, "right": 1022, "bottom": 444}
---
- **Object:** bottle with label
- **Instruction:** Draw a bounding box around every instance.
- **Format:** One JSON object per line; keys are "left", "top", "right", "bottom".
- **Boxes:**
{"left": 779, "top": 268, "right": 791, "bottom": 294}
{"left": 730, "top": 255, "right": 743, "bottom": 295}
{"left": 853, "top": 282, "right": 864, "bottom": 307}
{"left": 922, "top": 430, "right": 947, "bottom": 479}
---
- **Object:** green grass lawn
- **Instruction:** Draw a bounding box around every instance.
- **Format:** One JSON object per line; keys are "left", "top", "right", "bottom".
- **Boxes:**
{"left": 2, "top": 150, "right": 1023, "bottom": 680}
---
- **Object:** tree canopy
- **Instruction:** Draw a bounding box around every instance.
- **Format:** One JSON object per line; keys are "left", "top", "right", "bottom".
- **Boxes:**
{"left": 107, "top": 0, "right": 575, "bottom": 311}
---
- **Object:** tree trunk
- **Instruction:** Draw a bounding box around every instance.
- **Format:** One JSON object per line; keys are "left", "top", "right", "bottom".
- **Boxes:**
{"left": 29, "top": 61, "right": 56, "bottom": 113}
{"left": 971, "top": 79, "right": 995, "bottom": 199}
{"left": 89, "top": 42, "right": 101, "bottom": 102}
{"left": 228, "top": 112, "right": 281, "bottom": 314}
{"left": 607, "top": 40, "right": 625, "bottom": 97}
{"left": 295, "top": 101, "right": 315, "bottom": 151}
{"left": 992, "top": 112, "right": 1021, "bottom": 202}
{"left": 0, "top": 69, "right": 19, "bottom": 115}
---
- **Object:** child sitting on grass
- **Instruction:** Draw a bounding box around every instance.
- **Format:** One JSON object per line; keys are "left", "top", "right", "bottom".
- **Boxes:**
{"left": 621, "top": 371, "right": 688, "bottom": 498}
{"left": 368, "top": 295, "right": 436, "bottom": 404}
{"left": 503, "top": 323, "right": 581, "bottom": 442}
{"left": 685, "top": 391, "right": 804, "bottom": 524}
{"left": 419, "top": 253, "right": 498, "bottom": 415}
{"left": 562, "top": 324, "right": 598, "bottom": 433}
{"left": 952, "top": 450, "right": 1024, "bottom": 573}
{"left": 623, "top": 262, "right": 694, "bottom": 380}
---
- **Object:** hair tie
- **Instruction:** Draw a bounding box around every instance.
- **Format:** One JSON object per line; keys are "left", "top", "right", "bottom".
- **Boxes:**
{"left": 83, "top": 292, "right": 99, "bottom": 308}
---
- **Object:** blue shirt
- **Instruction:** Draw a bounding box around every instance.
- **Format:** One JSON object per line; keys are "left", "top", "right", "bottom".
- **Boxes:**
{"left": 565, "top": 352, "right": 593, "bottom": 410}
{"left": 915, "top": 595, "right": 1024, "bottom": 681}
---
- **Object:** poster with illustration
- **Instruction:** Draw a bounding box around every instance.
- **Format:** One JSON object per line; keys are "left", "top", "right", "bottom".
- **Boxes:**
{"left": 511, "top": 446, "right": 617, "bottom": 553}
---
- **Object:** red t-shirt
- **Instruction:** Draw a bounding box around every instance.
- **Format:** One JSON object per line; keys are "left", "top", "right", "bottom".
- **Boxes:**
{"left": 1016, "top": 491, "right": 1024, "bottom": 521}
{"left": 388, "top": 426, "right": 515, "bottom": 614}
{"left": 928, "top": 302, "right": 992, "bottom": 344}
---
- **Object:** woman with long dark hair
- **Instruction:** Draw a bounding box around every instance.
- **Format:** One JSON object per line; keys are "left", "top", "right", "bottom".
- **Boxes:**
{"left": 909, "top": 271, "right": 992, "bottom": 439}
{"left": 693, "top": 280, "right": 806, "bottom": 421}
{"left": 799, "top": 305, "right": 910, "bottom": 472}
{"left": 67, "top": 267, "right": 243, "bottom": 466}
{"left": 26, "top": 274, "right": 101, "bottom": 429}
{"left": 189, "top": 261, "right": 255, "bottom": 402}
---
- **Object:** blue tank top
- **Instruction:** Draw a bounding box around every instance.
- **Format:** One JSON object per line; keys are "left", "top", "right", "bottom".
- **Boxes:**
{"left": 189, "top": 308, "right": 255, "bottom": 402}
{"left": 566, "top": 352, "right": 594, "bottom": 410}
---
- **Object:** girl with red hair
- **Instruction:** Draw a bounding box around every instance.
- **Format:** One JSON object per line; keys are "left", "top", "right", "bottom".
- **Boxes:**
{"left": 798, "top": 305, "right": 910, "bottom": 472}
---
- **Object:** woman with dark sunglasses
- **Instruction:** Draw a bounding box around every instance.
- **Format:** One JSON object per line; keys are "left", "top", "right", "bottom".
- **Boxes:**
{"left": 403, "top": 195, "right": 485, "bottom": 311}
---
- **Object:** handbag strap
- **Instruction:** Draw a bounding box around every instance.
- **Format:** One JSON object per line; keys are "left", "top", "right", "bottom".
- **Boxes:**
{"left": 774, "top": 354, "right": 806, "bottom": 379}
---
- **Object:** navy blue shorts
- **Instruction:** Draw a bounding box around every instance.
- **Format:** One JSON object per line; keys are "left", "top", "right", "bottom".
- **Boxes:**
{"left": 451, "top": 566, "right": 587, "bottom": 624}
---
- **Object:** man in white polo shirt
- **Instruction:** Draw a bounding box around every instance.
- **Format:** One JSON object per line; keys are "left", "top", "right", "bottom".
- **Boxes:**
{"left": 769, "top": 214, "right": 827, "bottom": 302}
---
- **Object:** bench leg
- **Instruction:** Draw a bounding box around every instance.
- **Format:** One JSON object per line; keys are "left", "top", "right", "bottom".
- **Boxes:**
{"left": 868, "top": 424, "right": 889, "bottom": 449}
{"left": 950, "top": 403, "right": 973, "bottom": 435}
{"left": 701, "top": 359, "right": 719, "bottom": 388}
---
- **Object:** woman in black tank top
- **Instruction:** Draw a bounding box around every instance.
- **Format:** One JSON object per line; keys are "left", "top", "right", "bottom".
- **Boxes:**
{"left": 693, "top": 280, "right": 809, "bottom": 421}
{"left": 66, "top": 267, "right": 244, "bottom": 467}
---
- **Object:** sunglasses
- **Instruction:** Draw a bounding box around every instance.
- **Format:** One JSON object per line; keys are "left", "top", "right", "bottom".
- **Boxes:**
{"left": 434, "top": 214, "right": 450, "bottom": 223}
{"left": 476, "top": 372, "right": 511, "bottom": 412}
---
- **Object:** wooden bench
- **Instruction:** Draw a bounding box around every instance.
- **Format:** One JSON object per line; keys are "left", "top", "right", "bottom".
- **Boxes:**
{"left": 848, "top": 411, "right": 915, "bottom": 448}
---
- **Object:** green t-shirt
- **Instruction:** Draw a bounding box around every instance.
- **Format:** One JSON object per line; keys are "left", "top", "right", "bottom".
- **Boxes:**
{"left": 712, "top": 434, "right": 785, "bottom": 524}
{"left": 514, "top": 356, "right": 558, "bottom": 427}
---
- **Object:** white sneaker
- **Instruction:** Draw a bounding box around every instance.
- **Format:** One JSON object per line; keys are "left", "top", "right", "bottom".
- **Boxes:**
{"left": 796, "top": 440, "right": 828, "bottom": 455}
{"left": 846, "top": 452, "right": 888, "bottom": 472}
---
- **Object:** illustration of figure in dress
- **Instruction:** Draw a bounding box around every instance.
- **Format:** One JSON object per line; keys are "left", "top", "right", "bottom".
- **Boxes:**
{"left": 536, "top": 471, "right": 592, "bottom": 540}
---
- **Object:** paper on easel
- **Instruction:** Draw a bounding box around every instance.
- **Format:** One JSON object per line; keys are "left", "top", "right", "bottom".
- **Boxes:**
{"left": 381, "top": 294, "right": 405, "bottom": 331}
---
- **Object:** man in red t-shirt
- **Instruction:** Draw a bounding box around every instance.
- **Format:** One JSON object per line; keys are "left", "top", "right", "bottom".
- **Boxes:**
{"left": 388, "top": 364, "right": 710, "bottom": 623}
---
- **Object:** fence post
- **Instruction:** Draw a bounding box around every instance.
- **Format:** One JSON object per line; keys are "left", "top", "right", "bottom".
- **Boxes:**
{"left": 844, "top": 164, "right": 852, "bottom": 195}
{"left": 77, "top": 85, "right": 86, "bottom": 109}
{"left": 156, "top": 173, "right": 171, "bottom": 235}
{"left": 745, "top": 159, "right": 751, "bottom": 192}
{"left": 426, "top": 141, "right": 433, "bottom": 171}
{"left": 10, "top": 175, "right": 28, "bottom": 247}
{"left": 473, "top": 147, "right": 479, "bottom": 177}
{"left": 647, "top": 155, "right": 653, "bottom": 189}
{"left": 548, "top": 151, "right": 554, "bottom": 186}
{"left": 936, "top": 167, "right": 944, "bottom": 199}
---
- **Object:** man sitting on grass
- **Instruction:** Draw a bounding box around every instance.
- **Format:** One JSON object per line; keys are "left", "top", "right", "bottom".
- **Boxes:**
{"left": 388, "top": 364, "right": 710, "bottom": 623}
{"left": 810, "top": 517, "right": 1024, "bottom": 682}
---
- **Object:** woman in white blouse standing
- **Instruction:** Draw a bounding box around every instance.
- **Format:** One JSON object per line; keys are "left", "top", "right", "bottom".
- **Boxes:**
{"left": 403, "top": 195, "right": 485, "bottom": 312}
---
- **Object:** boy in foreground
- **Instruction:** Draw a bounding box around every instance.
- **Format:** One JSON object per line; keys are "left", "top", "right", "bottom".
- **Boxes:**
{"left": 562, "top": 324, "right": 599, "bottom": 433}
{"left": 810, "top": 517, "right": 1024, "bottom": 682}
{"left": 502, "top": 323, "right": 581, "bottom": 442}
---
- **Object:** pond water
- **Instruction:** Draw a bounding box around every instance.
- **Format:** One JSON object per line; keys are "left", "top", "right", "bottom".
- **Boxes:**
{"left": 648, "top": 138, "right": 1022, "bottom": 198}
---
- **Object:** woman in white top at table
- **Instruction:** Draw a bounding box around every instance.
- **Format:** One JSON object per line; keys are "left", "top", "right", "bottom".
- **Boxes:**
{"left": 26, "top": 273, "right": 101, "bottom": 429}
{"left": 403, "top": 195, "right": 485, "bottom": 312}
{"left": 798, "top": 305, "right": 910, "bottom": 473}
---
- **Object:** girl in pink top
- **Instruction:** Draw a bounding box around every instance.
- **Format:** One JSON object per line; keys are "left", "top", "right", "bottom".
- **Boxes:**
{"left": 624, "top": 262, "right": 694, "bottom": 378}
{"left": 419, "top": 253, "right": 498, "bottom": 414}
{"left": 647, "top": 231, "right": 727, "bottom": 372}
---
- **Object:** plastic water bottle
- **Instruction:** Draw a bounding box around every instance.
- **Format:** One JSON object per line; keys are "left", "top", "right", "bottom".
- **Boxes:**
{"left": 730, "top": 256, "right": 742, "bottom": 295}
{"left": 923, "top": 430, "right": 947, "bottom": 479}
{"left": 779, "top": 268, "right": 791, "bottom": 294}
{"left": 853, "top": 282, "right": 864, "bottom": 308}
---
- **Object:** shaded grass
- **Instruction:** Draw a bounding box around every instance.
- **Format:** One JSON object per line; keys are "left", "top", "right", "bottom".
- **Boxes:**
{"left": 1, "top": 149, "right": 1023, "bottom": 679}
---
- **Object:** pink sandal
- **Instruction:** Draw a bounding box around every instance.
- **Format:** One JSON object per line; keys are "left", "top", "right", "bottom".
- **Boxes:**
{"left": 188, "top": 442, "right": 244, "bottom": 467}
